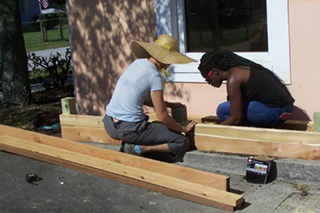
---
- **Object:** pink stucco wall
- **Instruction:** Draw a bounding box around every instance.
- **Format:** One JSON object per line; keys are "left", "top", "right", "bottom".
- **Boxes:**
{"left": 68, "top": 0, "right": 156, "bottom": 115}
{"left": 162, "top": 0, "right": 320, "bottom": 121}
{"left": 287, "top": 0, "right": 320, "bottom": 120}
{"left": 69, "top": 0, "right": 320, "bottom": 121}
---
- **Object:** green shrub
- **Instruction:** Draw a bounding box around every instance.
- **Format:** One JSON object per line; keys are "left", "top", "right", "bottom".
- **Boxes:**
{"left": 28, "top": 48, "right": 72, "bottom": 90}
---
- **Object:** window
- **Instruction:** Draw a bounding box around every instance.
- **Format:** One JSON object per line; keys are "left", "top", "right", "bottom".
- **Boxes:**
{"left": 155, "top": 0, "right": 291, "bottom": 84}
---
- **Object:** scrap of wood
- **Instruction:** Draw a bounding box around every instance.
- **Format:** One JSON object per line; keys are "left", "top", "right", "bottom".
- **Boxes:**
{"left": 314, "top": 112, "right": 320, "bottom": 132}
{"left": 0, "top": 124, "right": 229, "bottom": 191}
{"left": 0, "top": 135, "right": 243, "bottom": 211}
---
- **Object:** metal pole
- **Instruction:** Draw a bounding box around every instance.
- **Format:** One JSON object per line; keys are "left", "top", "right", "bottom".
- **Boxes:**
{"left": 38, "top": 1, "right": 42, "bottom": 14}
{"left": 59, "top": 17, "right": 63, "bottom": 39}
{"left": 39, "top": 1, "right": 44, "bottom": 42}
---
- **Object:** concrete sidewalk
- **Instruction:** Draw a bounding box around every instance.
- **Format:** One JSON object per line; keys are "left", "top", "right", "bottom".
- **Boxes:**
{"left": 1, "top": 142, "right": 320, "bottom": 213}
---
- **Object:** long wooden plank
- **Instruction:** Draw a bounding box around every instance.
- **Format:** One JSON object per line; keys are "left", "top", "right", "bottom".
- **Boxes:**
{"left": 201, "top": 115, "right": 314, "bottom": 131}
{"left": 59, "top": 124, "right": 320, "bottom": 160}
{"left": 0, "top": 124, "right": 229, "bottom": 191}
{"left": 60, "top": 114, "right": 320, "bottom": 145}
{"left": 195, "top": 124, "right": 320, "bottom": 144}
{"left": 62, "top": 124, "right": 320, "bottom": 145}
{"left": 0, "top": 136, "right": 243, "bottom": 211}
{"left": 60, "top": 114, "right": 105, "bottom": 128}
{"left": 61, "top": 125, "right": 121, "bottom": 144}
{"left": 194, "top": 134, "right": 320, "bottom": 160}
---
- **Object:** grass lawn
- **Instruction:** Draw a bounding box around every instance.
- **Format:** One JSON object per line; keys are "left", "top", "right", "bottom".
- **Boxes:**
{"left": 24, "top": 27, "right": 70, "bottom": 52}
{"left": 0, "top": 23, "right": 73, "bottom": 136}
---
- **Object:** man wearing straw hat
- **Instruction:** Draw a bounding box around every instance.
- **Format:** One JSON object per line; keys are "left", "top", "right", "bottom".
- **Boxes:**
{"left": 103, "top": 35, "right": 197, "bottom": 161}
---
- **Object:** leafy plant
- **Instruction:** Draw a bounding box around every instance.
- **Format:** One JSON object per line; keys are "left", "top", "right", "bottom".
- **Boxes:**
{"left": 28, "top": 48, "right": 72, "bottom": 89}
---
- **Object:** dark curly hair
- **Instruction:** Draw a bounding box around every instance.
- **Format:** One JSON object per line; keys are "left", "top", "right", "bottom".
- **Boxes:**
{"left": 197, "top": 50, "right": 287, "bottom": 87}
{"left": 197, "top": 50, "right": 257, "bottom": 78}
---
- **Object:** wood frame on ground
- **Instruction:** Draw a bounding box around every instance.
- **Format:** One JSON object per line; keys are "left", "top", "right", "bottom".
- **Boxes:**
{"left": 59, "top": 114, "right": 320, "bottom": 160}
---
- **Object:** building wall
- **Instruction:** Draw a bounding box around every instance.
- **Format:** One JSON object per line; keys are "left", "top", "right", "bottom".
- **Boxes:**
{"left": 69, "top": 0, "right": 320, "bottom": 121}
{"left": 68, "top": 0, "right": 156, "bottom": 115}
{"left": 287, "top": 0, "right": 320, "bottom": 120}
{"left": 161, "top": 0, "right": 320, "bottom": 121}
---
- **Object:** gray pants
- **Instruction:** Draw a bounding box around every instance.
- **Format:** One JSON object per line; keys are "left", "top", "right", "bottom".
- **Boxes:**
{"left": 103, "top": 115, "right": 189, "bottom": 156}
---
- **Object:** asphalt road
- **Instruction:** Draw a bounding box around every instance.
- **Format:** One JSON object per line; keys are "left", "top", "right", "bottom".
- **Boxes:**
{"left": 1, "top": 142, "right": 320, "bottom": 213}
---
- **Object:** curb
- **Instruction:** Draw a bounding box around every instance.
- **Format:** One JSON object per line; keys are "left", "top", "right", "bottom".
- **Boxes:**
{"left": 87, "top": 143, "right": 320, "bottom": 183}
{"left": 180, "top": 151, "right": 320, "bottom": 183}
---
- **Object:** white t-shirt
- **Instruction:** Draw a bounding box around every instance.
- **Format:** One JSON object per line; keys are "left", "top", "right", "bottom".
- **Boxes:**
{"left": 106, "top": 59, "right": 163, "bottom": 122}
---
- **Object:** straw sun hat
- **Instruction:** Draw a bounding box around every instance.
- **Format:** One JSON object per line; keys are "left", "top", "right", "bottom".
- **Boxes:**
{"left": 131, "top": 35, "right": 196, "bottom": 64}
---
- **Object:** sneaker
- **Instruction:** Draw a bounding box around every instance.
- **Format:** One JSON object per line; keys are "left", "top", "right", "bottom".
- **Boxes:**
{"left": 119, "top": 142, "right": 124, "bottom": 153}
{"left": 119, "top": 145, "right": 124, "bottom": 153}
{"left": 123, "top": 143, "right": 142, "bottom": 156}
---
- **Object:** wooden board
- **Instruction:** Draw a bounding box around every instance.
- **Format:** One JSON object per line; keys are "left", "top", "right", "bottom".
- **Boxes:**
{"left": 0, "top": 135, "right": 243, "bottom": 211}
{"left": 314, "top": 112, "right": 320, "bottom": 132}
{"left": 61, "top": 97, "right": 76, "bottom": 114}
{"left": 61, "top": 125, "right": 121, "bottom": 144}
{"left": 60, "top": 114, "right": 320, "bottom": 145}
{"left": 0, "top": 124, "right": 229, "bottom": 191}
{"left": 194, "top": 124, "right": 320, "bottom": 144}
{"left": 60, "top": 114, "right": 104, "bottom": 128}
{"left": 201, "top": 115, "right": 313, "bottom": 131}
{"left": 65, "top": 127, "right": 320, "bottom": 160}
{"left": 193, "top": 134, "right": 320, "bottom": 160}
{"left": 59, "top": 115, "right": 320, "bottom": 160}
{"left": 59, "top": 124, "right": 320, "bottom": 160}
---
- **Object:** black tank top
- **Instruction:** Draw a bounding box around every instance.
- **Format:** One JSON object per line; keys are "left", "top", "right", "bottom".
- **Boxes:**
{"left": 242, "top": 66, "right": 295, "bottom": 108}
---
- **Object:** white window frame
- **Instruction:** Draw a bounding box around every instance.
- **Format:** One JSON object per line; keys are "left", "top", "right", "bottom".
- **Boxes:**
{"left": 155, "top": 0, "right": 291, "bottom": 84}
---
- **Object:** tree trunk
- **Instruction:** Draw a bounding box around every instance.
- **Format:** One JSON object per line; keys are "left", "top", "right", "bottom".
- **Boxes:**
{"left": 0, "top": 0, "right": 32, "bottom": 105}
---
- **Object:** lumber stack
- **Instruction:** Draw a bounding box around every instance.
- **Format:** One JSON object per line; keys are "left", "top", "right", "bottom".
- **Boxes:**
{"left": 0, "top": 124, "right": 244, "bottom": 211}
{"left": 60, "top": 114, "right": 320, "bottom": 160}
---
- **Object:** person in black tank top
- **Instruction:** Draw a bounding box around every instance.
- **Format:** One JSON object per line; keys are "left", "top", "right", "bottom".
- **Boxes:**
{"left": 198, "top": 50, "right": 295, "bottom": 127}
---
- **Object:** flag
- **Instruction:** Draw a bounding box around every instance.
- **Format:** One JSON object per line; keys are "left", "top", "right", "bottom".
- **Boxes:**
{"left": 38, "top": 0, "right": 49, "bottom": 9}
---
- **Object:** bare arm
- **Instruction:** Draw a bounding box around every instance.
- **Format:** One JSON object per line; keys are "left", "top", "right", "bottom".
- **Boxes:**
{"left": 220, "top": 68, "right": 246, "bottom": 125}
{"left": 151, "top": 90, "right": 196, "bottom": 132}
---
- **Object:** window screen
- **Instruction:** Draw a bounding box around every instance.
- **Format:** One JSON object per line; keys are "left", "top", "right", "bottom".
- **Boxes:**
{"left": 185, "top": 0, "right": 267, "bottom": 52}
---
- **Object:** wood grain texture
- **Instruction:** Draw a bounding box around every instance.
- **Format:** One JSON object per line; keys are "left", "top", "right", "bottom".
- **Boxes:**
{"left": 58, "top": 114, "right": 320, "bottom": 160}
{"left": 60, "top": 114, "right": 320, "bottom": 144}
{"left": 61, "top": 126, "right": 121, "bottom": 144}
{"left": 0, "top": 124, "right": 229, "bottom": 191}
{"left": 194, "top": 124, "right": 320, "bottom": 144}
{"left": 60, "top": 124, "right": 320, "bottom": 160}
{"left": 201, "top": 115, "right": 313, "bottom": 131}
{"left": 194, "top": 134, "right": 320, "bottom": 160}
{"left": 0, "top": 135, "right": 243, "bottom": 211}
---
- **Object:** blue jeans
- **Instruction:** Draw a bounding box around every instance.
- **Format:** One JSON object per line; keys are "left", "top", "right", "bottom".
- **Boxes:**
{"left": 216, "top": 101, "right": 293, "bottom": 127}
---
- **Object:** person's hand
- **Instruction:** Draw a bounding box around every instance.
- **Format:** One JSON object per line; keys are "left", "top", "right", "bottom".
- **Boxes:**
{"left": 170, "top": 102, "right": 185, "bottom": 109}
{"left": 183, "top": 120, "right": 197, "bottom": 133}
